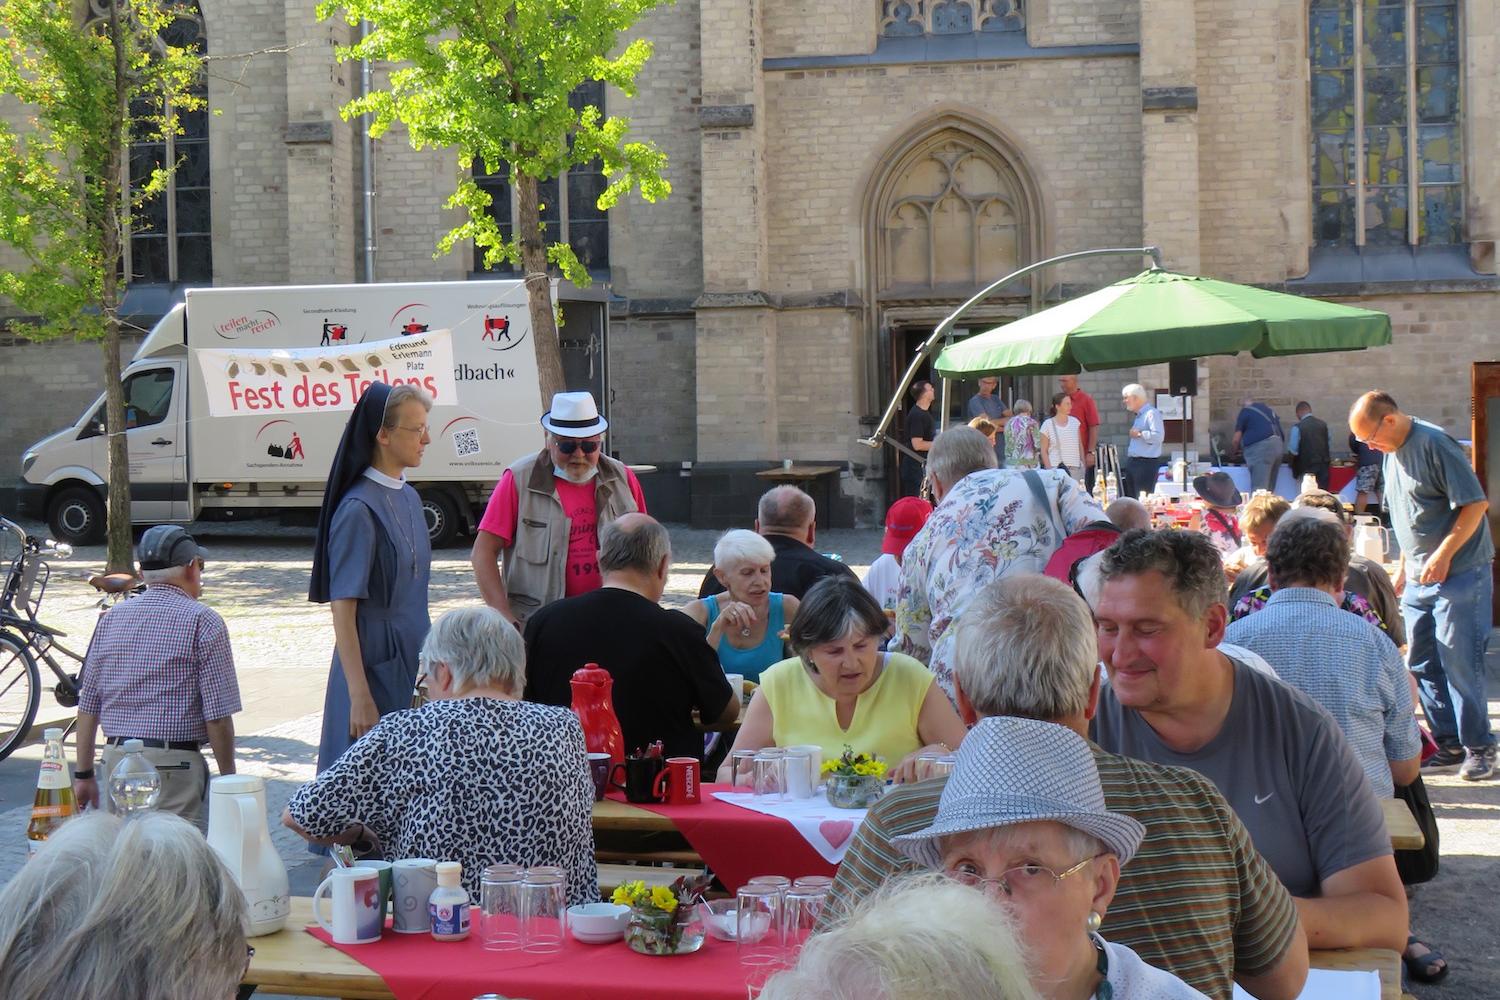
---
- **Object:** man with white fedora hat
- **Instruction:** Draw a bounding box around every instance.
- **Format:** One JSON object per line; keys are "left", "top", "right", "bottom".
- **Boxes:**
{"left": 892, "top": 716, "right": 1208, "bottom": 999}
{"left": 471, "top": 391, "right": 646, "bottom": 625}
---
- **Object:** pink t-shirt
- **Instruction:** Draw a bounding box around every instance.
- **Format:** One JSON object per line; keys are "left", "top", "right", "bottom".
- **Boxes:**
{"left": 477, "top": 466, "right": 648, "bottom": 597}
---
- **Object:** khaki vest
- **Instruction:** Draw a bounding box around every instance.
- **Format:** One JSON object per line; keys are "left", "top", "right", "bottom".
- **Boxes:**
{"left": 501, "top": 449, "right": 640, "bottom": 621}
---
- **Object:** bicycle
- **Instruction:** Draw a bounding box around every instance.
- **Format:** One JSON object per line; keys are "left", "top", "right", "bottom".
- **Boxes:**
{"left": 0, "top": 516, "right": 142, "bottom": 762}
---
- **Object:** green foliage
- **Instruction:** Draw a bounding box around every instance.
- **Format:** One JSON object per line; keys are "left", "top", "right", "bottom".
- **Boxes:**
{"left": 0, "top": 0, "right": 205, "bottom": 339}
{"left": 316, "top": 0, "right": 673, "bottom": 286}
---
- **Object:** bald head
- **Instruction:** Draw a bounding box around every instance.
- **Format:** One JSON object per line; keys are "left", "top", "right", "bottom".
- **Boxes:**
{"left": 758, "top": 486, "right": 816, "bottom": 540}
{"left": 1349, "top": 390, "right": 1400, "bottom": 425}
{"left": 1348, "top": 391, "right": 1407, "bottom": 454}
{"left": 1105, "top": 497, "right": 1150, "bottom": 533}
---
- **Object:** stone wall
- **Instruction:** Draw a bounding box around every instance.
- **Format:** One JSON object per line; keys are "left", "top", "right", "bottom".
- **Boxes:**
{"left": 0, "top": 334, "right": 142, "bottom": 477}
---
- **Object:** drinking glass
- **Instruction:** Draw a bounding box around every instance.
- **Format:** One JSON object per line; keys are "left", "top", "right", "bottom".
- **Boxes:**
{"left": 479, "top": 864, "right": 524, "bottom": 952}
{"left": 752, "top": 750, "right": 786, "bottom": 799}
{"left": 745, "top": 874, "right": 791, "bottom": 934}
{"left": 730, "top": 750, "right": 759, "bottom": 789}
{"left": 783, "top": 747, "right": 815, "bottom": 798}
{"left": 790, "top": 875, "right": 833, "bottom": 892}
{"left": 519, "top": 872, "right": 567, "bottom": 953}
{"left": 783, "top": 888, "right": 826, "bottom": 950}
{"left": 914, "top": 750, "right": 944, "bottom": 782}
{"left": 928, "top": 754, "right": 957, "bottom": 779}
{"left": 735, "top": 884, "right": 781, "bottom": 966}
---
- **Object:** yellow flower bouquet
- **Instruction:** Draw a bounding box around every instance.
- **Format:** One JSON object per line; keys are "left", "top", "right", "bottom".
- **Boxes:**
{"left": 823, "top": 746, "right": 888, "bottom": 809}
{"left": 613, "top": 873, "right": 713, "bottom": 955}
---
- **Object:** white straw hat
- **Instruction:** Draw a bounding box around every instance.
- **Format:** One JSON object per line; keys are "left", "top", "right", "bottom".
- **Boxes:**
{"left": 892, "top": 717, "right": 1145, "bottom": 869}
{"left": 540, "top": 391, "right": 607, "bottom": 437}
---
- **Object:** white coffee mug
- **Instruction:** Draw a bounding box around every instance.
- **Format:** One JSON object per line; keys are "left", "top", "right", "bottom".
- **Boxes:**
{"left": 313, "top": 867, "right": 384, "bottom": 944}
{"left": 784, "top": 748, "right": 813, "bottom": 798}
{"left": 392, "top": 858, "right": 439, "bottom": 934}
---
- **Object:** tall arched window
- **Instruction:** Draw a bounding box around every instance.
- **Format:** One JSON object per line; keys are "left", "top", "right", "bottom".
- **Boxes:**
{"left": 473, "top": 79, "right": 610, "bottom": 276}
{"left": 1309, "top": 0, "right": 1462, "bottom": 247}
{"left": 875, "top": 132, "right": 1034, "bottom": 296}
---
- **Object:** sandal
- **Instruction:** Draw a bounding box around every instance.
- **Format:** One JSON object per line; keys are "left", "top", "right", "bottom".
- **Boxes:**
{"left": 1404, "top": 935, "right": 1449, "bottom": 984}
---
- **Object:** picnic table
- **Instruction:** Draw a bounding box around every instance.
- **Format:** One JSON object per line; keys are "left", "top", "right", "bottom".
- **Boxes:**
{"left": 1381, "top": 796, "right": 1424, "bottom": 850}
{"left": 244, "top": 897, "right": 1402, "bottom": 1000}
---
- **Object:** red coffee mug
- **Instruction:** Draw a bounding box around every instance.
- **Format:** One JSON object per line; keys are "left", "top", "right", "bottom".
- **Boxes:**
{"left": 652, "top": 756, "right": 701, "bottom": 805}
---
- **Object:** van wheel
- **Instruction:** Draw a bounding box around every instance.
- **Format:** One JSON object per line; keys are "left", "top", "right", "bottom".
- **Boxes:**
{"left": 418, "top": 489, "right": 461, "bottom": 548}
{"left": 49, "top": 487, "right": 106, "bottom": 545}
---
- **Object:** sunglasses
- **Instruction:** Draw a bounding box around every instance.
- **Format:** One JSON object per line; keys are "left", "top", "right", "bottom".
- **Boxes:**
{"left": 556, "top": 439, "right": 600, "bottom": 455}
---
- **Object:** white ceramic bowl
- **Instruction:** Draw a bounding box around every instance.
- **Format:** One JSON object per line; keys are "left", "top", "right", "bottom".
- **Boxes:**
{"left": 702, "top": 898, "right": 738, "bottom": 942}
{"left": 568, "top": 902, "right": 630, "bottom": 943}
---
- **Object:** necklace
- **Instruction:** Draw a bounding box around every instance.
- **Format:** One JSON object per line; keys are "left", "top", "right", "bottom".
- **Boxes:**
{"left": 381, "top": 487, "right": 422, "bottom": 578}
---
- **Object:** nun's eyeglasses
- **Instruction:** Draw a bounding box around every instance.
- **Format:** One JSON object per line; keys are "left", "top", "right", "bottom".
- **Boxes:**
{"left": 394, "top": 424, "right": 430, "bottom": 436}
{"left": 556, "top": 440, "right": 600, "bottom": 455}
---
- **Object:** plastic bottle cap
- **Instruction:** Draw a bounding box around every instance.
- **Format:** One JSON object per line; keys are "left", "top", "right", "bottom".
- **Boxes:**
{"left": 435, "top": 861, "right": 462, "bottom": 887}
{"left": 122, "top": 739, "right": 145, "bottom": 753}
{"left": 43, "top": 728, "right": 62, "bottom": 741}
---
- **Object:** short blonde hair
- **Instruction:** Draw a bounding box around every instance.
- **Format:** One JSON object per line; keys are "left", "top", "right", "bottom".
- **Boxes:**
{"left": 759, "top": 875, "right": 1039, "bottom": 1000}
{"left": 0, "top": 812, "right": 247, "bottom": 1000}
{"left": 968, "top": 416, "right": 998, "bottom": 437}
{"left": 1239, "top": 493, "right": 1291, "bottom": 535}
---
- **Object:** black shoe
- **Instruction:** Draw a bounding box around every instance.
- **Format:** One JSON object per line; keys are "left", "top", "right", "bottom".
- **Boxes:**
{"left": 1422, "top": 746, "right": 1465, "bottom": 769}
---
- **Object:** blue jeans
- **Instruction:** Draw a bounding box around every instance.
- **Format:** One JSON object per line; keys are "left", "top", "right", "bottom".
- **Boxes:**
{"left": 1243, "top": 436, "right": 1285, "bottom": 493}
{"left": 1402, "top": 563, "right": 1495, "bottom": 749}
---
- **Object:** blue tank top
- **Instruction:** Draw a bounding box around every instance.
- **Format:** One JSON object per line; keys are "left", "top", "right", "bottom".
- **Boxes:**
{"left": 704, "top": 593, "right": 787, "bottom": 683}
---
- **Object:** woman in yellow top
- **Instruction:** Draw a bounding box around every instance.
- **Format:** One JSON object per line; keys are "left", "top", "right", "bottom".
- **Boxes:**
{"left": 717, "top": 576, "right": 968, "bottom": 783}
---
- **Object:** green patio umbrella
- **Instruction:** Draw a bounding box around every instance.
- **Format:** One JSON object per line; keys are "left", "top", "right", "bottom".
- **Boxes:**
{"left": 933, "top": 268, "right": 1392, "bottom": 377}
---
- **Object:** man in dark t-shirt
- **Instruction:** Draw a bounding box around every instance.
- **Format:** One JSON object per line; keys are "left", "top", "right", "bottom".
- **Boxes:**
{"left": 901, "top": 380, "right": 937, "bottom": 498}
{"left": 698, "top": 485, "right": 857, "bottom": 600}
{"left": 524, "top": 514, "right": 737, "bottom": 760}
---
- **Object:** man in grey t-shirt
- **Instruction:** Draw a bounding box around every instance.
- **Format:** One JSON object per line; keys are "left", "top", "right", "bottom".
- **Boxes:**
{"left": 1089, "top": 528, "right": 1407, "bottom": 954}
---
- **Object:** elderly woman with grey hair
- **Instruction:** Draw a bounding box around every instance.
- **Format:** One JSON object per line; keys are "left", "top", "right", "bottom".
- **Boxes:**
{"left": 716, "top": 575, "right": 968, "bottom": 783}
{"left": 759, "top": 874, "right": 1039, "bottom": 1000}
{"left": 893, "top": 716, "right": 1209, "bottom": 1000}
{"left": 0, "top": 811, "right": 248, "bottom": 1000}
{"left": 1005, "top": 398, "right": 1042, "bottom": 469}
{"left": 285, "top": 605, "right": 598, "bottom": 903}
{"left": 682, "top": 528, "right": 800, "bottom": 682}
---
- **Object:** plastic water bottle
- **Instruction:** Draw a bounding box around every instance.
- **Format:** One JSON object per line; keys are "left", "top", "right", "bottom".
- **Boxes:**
{"left": 108, "top": 739, "right": 161, "bottom": 816}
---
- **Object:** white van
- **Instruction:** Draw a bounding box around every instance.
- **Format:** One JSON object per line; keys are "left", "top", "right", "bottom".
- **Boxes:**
{"left": 18, "top": 280, "right": 552, "bottom": 546}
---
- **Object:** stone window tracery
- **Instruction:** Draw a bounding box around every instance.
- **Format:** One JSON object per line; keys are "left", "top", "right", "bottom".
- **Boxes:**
{"left": 878, "top": 136, "right": 1026, "bottom": 294}
{"left": 880, "top": 0, "right": 1023, "bottom": 37}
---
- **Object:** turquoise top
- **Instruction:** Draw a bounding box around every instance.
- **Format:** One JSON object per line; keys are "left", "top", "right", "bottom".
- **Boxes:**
{"left": 704, "top": 592, "right": 787, "bottom": 683}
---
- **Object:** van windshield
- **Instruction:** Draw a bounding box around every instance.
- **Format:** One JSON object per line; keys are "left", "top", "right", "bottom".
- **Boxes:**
{"left": 78, "top": 368, "right": 175, "bottom": 438}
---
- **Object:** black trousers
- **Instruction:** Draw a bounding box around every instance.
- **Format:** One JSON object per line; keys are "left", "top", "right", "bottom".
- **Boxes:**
{"left": 1123, "top": 456, "right": 1164, "bottom": 499}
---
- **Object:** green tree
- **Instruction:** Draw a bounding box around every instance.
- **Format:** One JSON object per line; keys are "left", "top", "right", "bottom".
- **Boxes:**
{"left": 317, "top": 0, "right": 673, "bottom": 399}
{"left": 0, "top": 0, "right": 205, "bottom": 570}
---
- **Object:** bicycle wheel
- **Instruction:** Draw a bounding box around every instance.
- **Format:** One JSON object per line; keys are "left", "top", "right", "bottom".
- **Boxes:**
{"left": 0, "top": 632, "right": 42, "bottom": 763}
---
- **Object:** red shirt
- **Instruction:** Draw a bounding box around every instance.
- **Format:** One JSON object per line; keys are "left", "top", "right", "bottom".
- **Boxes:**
{"left": 478, "top": 466, "right": 648, "bottom": 597}
{"left": 1067, "top": 388, "right": 1100, "bottom": 444}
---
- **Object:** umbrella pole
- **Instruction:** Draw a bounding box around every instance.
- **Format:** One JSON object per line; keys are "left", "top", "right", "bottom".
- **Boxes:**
{"left": 860, "top": 246, "right": 1163, "bottom": 454}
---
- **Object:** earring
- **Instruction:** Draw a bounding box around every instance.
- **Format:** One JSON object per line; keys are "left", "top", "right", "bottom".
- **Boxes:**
{"left": 1086, "top": 911, "right": 1102, "bottom": 934}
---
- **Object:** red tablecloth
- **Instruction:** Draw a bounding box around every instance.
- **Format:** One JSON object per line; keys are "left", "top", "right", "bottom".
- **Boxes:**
{"left": 1329, "top": 466, "right": 1356, "bottom": 492}
{"left": 612, "top": 783, "right": 839, "bottom": 892}
{"left": 309, "top": 924, "right": 771, "bottom": 1000}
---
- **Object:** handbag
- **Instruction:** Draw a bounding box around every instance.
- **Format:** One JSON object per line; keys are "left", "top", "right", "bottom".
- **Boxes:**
{"left": 1392, "top": 775, "right": 1440, "bottom": 885}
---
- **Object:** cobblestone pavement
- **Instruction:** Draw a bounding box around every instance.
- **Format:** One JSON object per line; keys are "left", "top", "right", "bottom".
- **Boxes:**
{"left": 1, "top": 516, "right": 1496, "bottom": 998}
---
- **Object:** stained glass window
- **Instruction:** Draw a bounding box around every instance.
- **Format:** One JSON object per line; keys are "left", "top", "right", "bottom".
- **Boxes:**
{"left": 123, "top": 4, "right": 211, "bottom": 284}
{"left": 1308, "top": 0, "right": 1462, "bottom": 247}
{"left": 474, "top": 80, "right": 610, "bottom": 274}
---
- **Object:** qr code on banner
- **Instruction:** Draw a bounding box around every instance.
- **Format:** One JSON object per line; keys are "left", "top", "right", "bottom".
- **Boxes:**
{"left": 453, "top": 428, "right": 481, "bottom": 457}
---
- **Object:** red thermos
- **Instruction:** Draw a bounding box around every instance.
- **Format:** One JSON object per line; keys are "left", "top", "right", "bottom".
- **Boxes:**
{"left": 569, "top": 664, "right": 626, "bottom": 766}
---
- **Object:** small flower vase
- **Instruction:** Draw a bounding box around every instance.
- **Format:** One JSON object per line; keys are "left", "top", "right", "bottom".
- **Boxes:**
{"left": 825, "top": 772, "right": 884, "bottom": 809}
{"left": 625, "top": 904, "right": 706, "bottom": 956}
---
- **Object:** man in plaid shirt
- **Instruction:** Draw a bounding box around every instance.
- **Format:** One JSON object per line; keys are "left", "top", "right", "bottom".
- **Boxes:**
{"left": 73, "top": 525, "right": 241, "bottom": 824}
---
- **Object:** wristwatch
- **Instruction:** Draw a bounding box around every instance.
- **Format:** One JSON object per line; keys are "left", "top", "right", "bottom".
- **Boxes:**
{"left": 74, "top": 768, "right": 95, "bottom": 780}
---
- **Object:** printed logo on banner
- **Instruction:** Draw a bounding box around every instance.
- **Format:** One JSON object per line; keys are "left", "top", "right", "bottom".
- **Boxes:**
{"left": 441, "top": 417, "right": 482, "bottom": 458}
{"left": 391, "top": 303, "right": 431, "bottom": 337}
{"left": 213, "top": 310, "right": 282, "bottom": 341}
{"left": 478, "top": 311, "right": 528, "bottom": 352}
{"left": 256, "top": 419, "right": 306, "bottom": 463}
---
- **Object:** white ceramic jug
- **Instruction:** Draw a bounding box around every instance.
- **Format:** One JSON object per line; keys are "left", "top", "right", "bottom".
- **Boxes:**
{"left": 1351, "top": 516, "right": 1390, "bottom": 563}
{"left": 207, "top": 774, "right": 290, "bottom": 936}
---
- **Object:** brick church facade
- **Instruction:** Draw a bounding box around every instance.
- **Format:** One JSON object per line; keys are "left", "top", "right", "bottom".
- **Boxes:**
{"left": 3, "top": 0, "right": 1497, "bottom": 526}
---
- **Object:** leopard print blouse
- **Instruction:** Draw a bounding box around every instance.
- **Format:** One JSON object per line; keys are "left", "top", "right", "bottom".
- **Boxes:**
{"left": 288, "top": 697, "right": 598, "bottom": 904}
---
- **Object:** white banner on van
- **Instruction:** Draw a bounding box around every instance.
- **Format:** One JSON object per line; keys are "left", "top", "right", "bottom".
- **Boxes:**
{"left": 195, "top": 330, "right": 457, "bottom": 418}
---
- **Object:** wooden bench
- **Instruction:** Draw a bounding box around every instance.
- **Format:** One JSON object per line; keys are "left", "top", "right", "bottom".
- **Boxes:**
{"left": 597, "top": 862, "right": 705, "bottom": 896}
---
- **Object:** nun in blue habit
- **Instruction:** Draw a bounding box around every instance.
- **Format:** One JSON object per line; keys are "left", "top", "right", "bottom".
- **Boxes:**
{"left": 309, "top": 381, "right": 434, "bottom": 775}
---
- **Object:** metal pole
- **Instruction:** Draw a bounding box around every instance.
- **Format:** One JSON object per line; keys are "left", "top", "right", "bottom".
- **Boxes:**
{"left": 859, "top": 246, "right": 1163, "bottom": 452}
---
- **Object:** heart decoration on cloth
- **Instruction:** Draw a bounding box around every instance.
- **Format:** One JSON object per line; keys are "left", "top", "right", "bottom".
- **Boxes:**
{"left": 819, "top": 819, "right": 855, "bottom": 850}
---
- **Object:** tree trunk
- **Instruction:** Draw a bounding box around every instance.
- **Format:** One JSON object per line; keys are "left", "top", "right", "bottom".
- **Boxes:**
{"left": 513, "top": 170, "right": 566, "bottom": 402}
{"left": 101, "top": 0, "right": 132, "bottom": 573}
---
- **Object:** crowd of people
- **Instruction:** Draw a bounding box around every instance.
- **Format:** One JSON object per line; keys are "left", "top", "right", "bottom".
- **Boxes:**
{"left": 6, "top": 378, "right": 1492, "bottom": 1000}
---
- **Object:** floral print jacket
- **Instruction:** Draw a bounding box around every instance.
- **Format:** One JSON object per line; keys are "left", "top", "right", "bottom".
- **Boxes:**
{"left": 892, "top": 468, "right": 1106, "bottom": 704}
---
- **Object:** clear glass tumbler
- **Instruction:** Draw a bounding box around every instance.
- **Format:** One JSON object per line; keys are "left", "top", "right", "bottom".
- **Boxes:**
{"left": 730, "top": 749, "right": 759, "bottom": 789}
{"left": 479, "top": 864, "right": 524, "bottom": 952}
{"left": 519, "top": 871, "right": 568, "bottom": 954}
{"left": 790, "top": 875, "right": 833, "bottom": 892}
{"left": 735, "top": 884, "right": 782, "bottom": 966}
{"left": 752, "top": 750, "right": 786, "bottom": 798}
{"left": 783, "top": 887, "right": 827, "bottom": 951}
